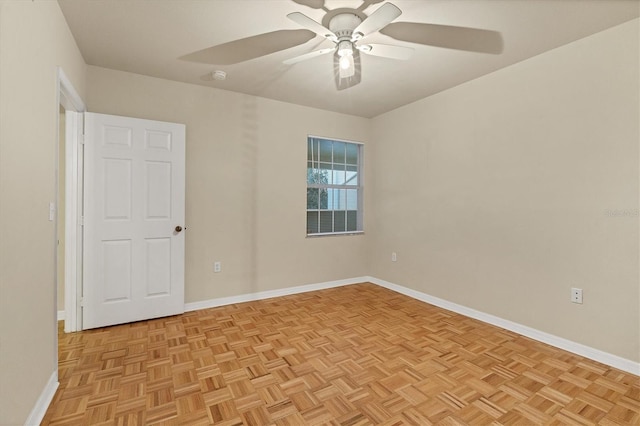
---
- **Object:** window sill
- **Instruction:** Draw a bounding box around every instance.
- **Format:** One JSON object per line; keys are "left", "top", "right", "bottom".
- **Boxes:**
{"left": 306, "top": 231, "right": 364, "bottom": 238}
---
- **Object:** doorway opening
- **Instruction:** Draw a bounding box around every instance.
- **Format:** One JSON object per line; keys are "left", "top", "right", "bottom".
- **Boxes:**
{"left": 56, "top": 67, "right": 85, "bottom": 339}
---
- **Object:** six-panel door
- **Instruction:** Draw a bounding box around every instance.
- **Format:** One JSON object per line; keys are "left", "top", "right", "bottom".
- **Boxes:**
{"left": 83, "top": 112, "right": 185, "bottom": 329}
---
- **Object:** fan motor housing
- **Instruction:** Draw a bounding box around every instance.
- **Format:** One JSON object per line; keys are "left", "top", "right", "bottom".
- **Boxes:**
{"left": 329, "top": 13, "right": 362, "bottom": 40}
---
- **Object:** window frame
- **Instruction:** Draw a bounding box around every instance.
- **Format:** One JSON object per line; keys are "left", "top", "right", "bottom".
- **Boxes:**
{"left": 306, "top": 135, "right": 364, "bottom": 237}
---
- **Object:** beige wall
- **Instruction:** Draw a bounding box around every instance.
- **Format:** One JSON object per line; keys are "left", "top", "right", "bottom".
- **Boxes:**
{"left": 369, "top": 19, "right": 639, "bottom": 362}
{"left": 86, "top": 66, "right": 371, "bottom": 303}
{"left": 0, "top": 1, "right": 86, "bottom": 424}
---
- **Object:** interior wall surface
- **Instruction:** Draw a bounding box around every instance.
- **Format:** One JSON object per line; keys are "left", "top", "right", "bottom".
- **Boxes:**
{"left": 86, "top": 65, "right": 371, "bottom": 304}
{"left": 369, "top": 19, "right": 639, "bottom": 362}
{"left": 0, "top": 1, "right": 86, "bottom": 423}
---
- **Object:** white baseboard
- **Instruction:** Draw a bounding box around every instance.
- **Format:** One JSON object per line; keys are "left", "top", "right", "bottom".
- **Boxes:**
{"left": 184, "top": 277, "right": 369, "bottom": 312}
{"left": 182, "top": 276, "right": 638, "bottom": 375}
{"left": 39, "top": 277, "right": 636, "bottom": 425}
{"left": 367, "top": 276, "right": 640, "bottom": 376}
{"left": 24, "top": 371, "right": 58, "bottom": 426}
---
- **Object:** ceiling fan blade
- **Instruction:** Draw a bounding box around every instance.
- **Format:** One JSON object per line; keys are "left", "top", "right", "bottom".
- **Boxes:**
{"left": 180, "top": 29, "right": 315, "bottom": 65}
{"left": 380, "top": 22, "right": 504, "bottom": 54}
{"left": 283, "top": 47, "right": 334, "bottom": 65}
{"left": 352, "top": 2, "right": 402, "bottom": 41}
{"left": 287, "top": 12, "right": 337, "bottom": 41}
{"left": 356, "top": 0, "right": 386, "bottom": 12}
{"left": 357, "top": 43, "right": 413, "bottom": 60}
{"left": 291, "top": 0, "right": 326, "bottom": 9}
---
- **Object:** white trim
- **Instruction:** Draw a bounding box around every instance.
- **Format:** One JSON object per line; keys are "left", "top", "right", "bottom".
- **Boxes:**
{"left": 307, "top": 134, "right": 364, "bottom": 145}
{"left": 24, "top": 371, "right": 58, "bottom": 426}
{"left": 366, "top": 276, "right": 640, "bottom": 376}
{"left": 183, "top": 276, "right": 639, "bottom": 374}
{"left": 57, "top": 310, "right": 65, "bottom": 321}
{"left": 185, "top": 277, "right": 368, "bottom": 312}
{"left": 306, "top": 231, "right": 364, "bottom": 238}
{"left": 57, "top": 67, "right": 86, "bottom": 334}
{"left": 63, "top": 110, "right": 83, "bottom": 333}
{"left": 58, "top": 68, "right": 86, "bottom": 112}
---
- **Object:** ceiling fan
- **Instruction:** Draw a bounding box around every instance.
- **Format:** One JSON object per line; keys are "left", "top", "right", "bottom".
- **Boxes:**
{"left": 283, "top": 3, "right": 412, "bottom": 85}
{"left": 183, "top": 1, "right": 503, "bottom": 90}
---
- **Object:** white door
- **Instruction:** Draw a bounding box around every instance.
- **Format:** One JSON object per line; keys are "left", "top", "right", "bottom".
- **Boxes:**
{"left": 83, "top": 112, "right": 185, "bottom": 329}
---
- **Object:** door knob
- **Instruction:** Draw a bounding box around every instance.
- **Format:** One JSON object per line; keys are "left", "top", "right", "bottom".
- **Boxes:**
{"left": 175, "top": 226, "right": 183, "bottom": 233}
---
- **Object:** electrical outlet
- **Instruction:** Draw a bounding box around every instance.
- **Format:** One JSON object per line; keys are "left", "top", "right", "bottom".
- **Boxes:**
{"left": 571, "top": 287, "right": 583, "bottom": 304}
{"left": 391, "top": 252, "right": 397, "bottom": 262}
{"left": 214, "top": 262, "right": 221, "bottom": 273}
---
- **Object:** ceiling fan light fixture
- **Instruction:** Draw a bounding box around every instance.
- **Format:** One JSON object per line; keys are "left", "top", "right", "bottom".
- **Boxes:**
{"left": 339, "top": 57, "right": 355, "bottom": 78}
{"left": 337, "top": 40, "right": 355, "bottom": 76}
{"left": 339, "top": 54, "right": 353, "bottom": 70}
{"left": 337, "top": 40, "right": 353, "bottom": 57}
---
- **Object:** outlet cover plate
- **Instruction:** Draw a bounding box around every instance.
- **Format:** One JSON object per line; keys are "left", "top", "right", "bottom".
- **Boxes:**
{"left": 571, "top": 287, "right": 583, "bottom": 304}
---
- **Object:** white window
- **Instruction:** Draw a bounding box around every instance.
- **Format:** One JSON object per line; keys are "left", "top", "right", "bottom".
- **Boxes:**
{"left": 307, "top": 136, "right": 363, "bottom": 235}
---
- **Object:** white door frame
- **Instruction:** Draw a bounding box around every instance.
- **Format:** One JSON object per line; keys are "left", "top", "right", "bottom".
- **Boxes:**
{"left": 57, "top": 67, "right": 86, "bottom": 334}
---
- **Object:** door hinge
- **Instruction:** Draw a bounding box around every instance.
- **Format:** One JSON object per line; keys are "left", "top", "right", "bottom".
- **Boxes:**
{"left": 80, "top": 133, "right": 85, "bottom": 145}
{"left": 79, "top": 216, "right": 84, "bottom": 226}
{"left": 79, "top": 297, "right": 84, "bottom": 307}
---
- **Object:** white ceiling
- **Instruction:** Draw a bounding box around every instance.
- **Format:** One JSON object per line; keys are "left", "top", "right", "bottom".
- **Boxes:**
{"left": 58, "top": 0, "right": 639, "bottom": 118}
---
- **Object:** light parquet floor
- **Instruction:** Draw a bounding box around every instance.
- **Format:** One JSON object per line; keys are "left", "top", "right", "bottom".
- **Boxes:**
{"left": 42, "top": 283, "right": 640, "bottom": 425}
